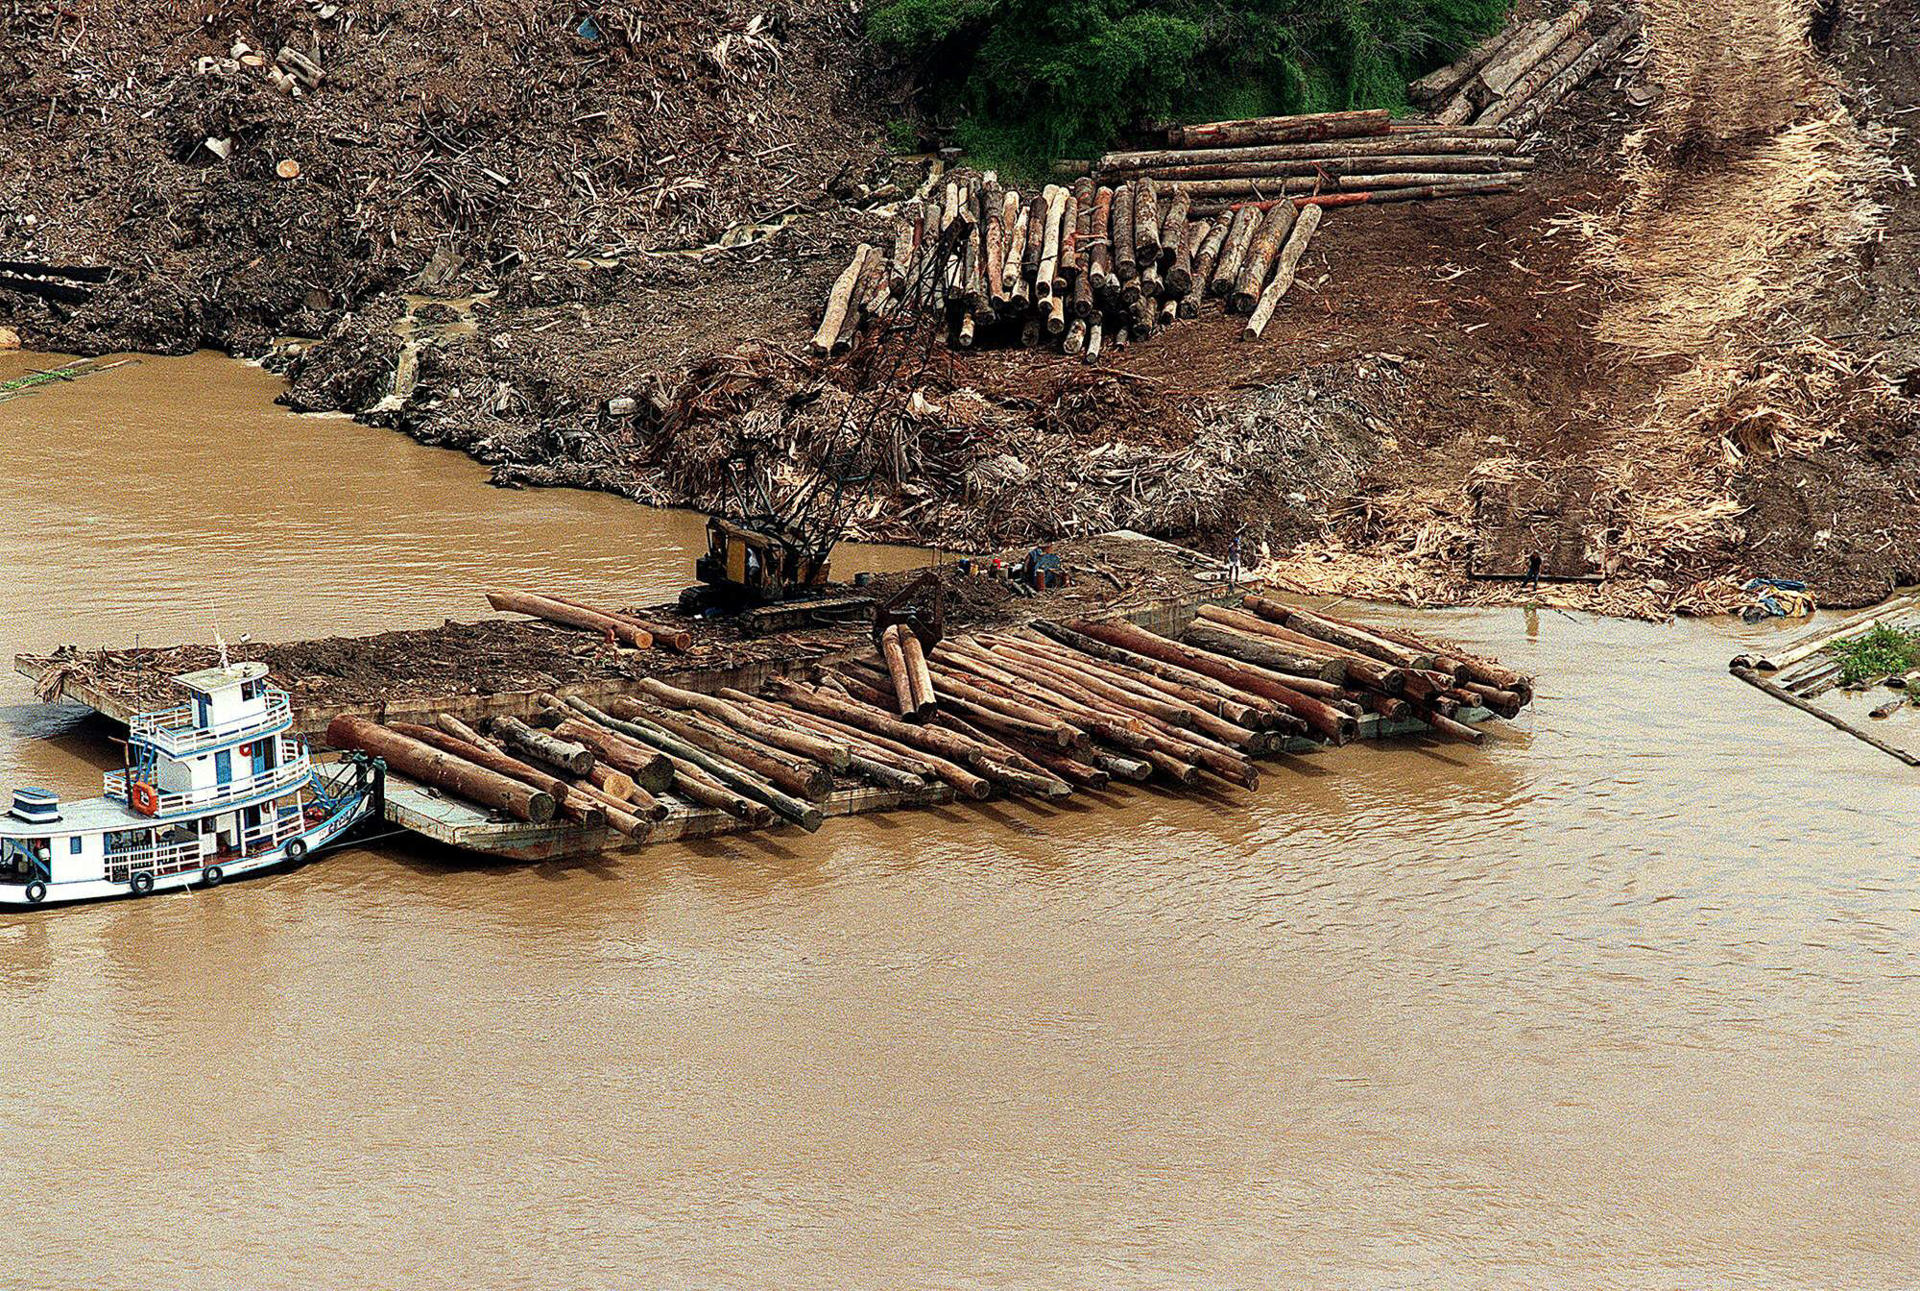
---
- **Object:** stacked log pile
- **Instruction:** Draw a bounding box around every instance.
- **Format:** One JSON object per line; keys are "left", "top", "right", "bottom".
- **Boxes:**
{"left": 785, "top": 599, "right": 1533, "bottom": 802}
{"left": 329, "top": 600, "right": 1533, "bottom": 840}
{"left": 1097, "top": 108, "right": 1535, "bottom": 217}
{"left": 1080, "top": 5, "right": 1639, "bottom": 237}
{"left": 817, "top": 164, "right": 1336, "bottom": 359}
{"left": 1407, "top": 4, "right": 1644, "bottom": 134}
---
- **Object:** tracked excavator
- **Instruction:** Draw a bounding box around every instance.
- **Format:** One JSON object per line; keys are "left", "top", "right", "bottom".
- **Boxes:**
{"left": 678, "top": 210, "right": 967, "bottom": 635}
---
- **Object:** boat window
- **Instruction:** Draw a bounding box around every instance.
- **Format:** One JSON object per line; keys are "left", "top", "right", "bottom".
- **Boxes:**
{"left": 70, "top": 836, "right": 83, "bottom": 854}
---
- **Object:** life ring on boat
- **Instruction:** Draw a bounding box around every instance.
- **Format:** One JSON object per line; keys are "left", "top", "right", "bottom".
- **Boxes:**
{"left": 23, "top": 880, "right": 46, "bottom": 904}
{"left": 129, "top": 871, "right": 155, "bottom": 895}
{"left": 203, "top": 865, "right": 224, "bottom": 887}
{"left": 285, "top": 838, "right": 308, "bottom": 862}
{"left": 128, "top": 781, "right": 161, "bottom": 816}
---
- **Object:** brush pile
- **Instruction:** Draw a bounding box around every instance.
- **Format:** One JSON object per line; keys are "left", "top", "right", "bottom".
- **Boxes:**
{"left": 1408, "top": 3, "right": 1644, "bottom": 134}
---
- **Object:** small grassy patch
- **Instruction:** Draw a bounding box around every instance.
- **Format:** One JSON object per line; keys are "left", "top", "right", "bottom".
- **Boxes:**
{"left": 1826, "top": 622, "right": 1920, "bottom": 686}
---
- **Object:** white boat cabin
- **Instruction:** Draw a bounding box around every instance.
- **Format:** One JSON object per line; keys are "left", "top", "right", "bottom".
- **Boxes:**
{"left": 2, "top": 661, "right": 337, "bottom": 901}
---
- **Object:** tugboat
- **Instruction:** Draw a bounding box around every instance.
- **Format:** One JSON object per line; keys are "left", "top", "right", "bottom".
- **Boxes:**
{"left": 0, "top": 658, "right": 382, "bottom": 908}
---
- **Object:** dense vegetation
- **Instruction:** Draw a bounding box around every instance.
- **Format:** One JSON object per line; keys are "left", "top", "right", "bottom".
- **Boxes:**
{"left": 1826, "top": 623, "right": 1920, "bottom": 687}
{"left": 868, "top": 0, "right": 1509, "bottom": 173}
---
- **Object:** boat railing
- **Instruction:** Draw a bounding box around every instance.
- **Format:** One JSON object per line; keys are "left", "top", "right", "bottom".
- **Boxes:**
{"left": 104, "top": 837, "right": 202, "bottom": 877}
{"left": 129, "top": 690, "right": 292, "bottom": 755}
{"left": 104, "top": 742, "right": 312, "bottom": 818}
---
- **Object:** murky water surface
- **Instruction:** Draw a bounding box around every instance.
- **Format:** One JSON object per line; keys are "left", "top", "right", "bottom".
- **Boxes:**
{"left": 2, "top": 353, "right": 1917, "bottom": 1288}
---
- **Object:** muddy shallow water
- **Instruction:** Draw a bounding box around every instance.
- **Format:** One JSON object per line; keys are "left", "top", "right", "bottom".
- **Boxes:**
{"left": 2, "top": 353, "right": 1917, "bottom": 1288}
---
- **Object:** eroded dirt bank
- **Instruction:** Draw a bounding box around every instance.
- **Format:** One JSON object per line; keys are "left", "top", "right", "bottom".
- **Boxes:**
{"left": 3, "top": 1, "right": 1917, "bottom": 618}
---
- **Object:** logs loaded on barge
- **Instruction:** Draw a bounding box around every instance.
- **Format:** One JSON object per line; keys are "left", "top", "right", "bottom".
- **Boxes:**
{"left": 329, "top": 593, "right": 1534, "bottom": 861}
{"left": 17, "top": 537, "right": 1535, "bottom": 863}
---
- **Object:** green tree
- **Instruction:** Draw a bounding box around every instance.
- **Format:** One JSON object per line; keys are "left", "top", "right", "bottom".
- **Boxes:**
{"left": 869, "top": 0, "right": 1509, "bottom": 177}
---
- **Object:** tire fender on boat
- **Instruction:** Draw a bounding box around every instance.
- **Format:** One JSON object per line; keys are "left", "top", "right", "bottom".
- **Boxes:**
{"left": 23, "top": 880, "right": 46, "bottom": 904}
{"left": 286, "top": 838, "right": 308, "bottom": 862}
{"left": 203, "top": 864, "right": 224, "bottom": 886}
{"left": 129, "top": 871, "right": 155, "bottom": 895}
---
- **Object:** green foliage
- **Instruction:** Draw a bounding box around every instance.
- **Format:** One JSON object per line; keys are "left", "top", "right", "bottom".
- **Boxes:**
{"left": 1825, "top": 623, "right": 1920, "bottom": 687}
{"left": 868, "top": 0, "right": 1510, "bottom": 169}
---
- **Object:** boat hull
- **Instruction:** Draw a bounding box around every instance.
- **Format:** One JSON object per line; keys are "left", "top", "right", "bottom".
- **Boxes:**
{"left": 0, "top": 798, "right": 371, "bottom": 909}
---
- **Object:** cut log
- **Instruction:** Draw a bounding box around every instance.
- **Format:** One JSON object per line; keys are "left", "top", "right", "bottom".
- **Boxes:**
{"left": 889, "top": 199, "right": 921, "bottom": 298}
{"left": 1181, "top": 619, "right": 1344, "bottom": 682}
{"left": 327, "top": 716, "right": 555, "bottom": 823}
{"left": 764, "top": 683, "right": 993, "bottom": 800}
{"left": 1476, "top": 27, "right": 1594, "bottom": 128}
{"left": 1024, "top": 622, "right": 1296, "bottom": 734}
{"left": 635, "top": 678, "right": 851, "bottom": 771}
{"left": 551, "top": 718, "right": 675, "bottom": 792}
{"left": 1242, "top": 203, "right": 1322, "bottom": 340}
{"left": 1065, "top": 177, "right": 1092, "bottom": 281}
{"left": 899, "top": 629, "right": 937, "bottom": 717}
{"left": 1053, "top": 189, "right": 1079, "bottom": 295}
{"left": 1084, "top": 314, "right": 1104, "bottom": 365}
{"left": 1240, "top": 596, "right": 1439, "bottom": 671}
{"left": 1477, "top": 3, "right": 1592, "bottom": 99}
{"left": 570, "top": 698, "right": 822, "bottom": 831}
{"left": 490, "top": 714, "right": 594, "bottom": 775}
{"left": 1231, "top": 202, "right": 1298, "bottom": 314}
{"left": 1173, "top": 108, "right": 1391, "bottom": 150}
{"left": 1498, "top": 11, "right": 1643, "bottom": 137}
{"left": 837, "top": 245, "right": 882, "bottom": 352}
{"left": 390, "top": 722, "right": 601, "bottom": 828}
{"left": 880, "top": 626, "right": 918, "bottom": 718}
{"left": 609, "top": 699, "right": 830, "bottom": 801}
{"left": 1190, "top": 219, "right": 1227, "bottom": 299}
{"left": 1111, "top": 183, "right": 1137, "bottom": 281}
{"left": 537, "top": 593, "right": 692, "bottom": 651}
{"left": 1210, "top": 204, "right": 1261, "bottom": 297}
{"left": 1000, "top": 191, "right": 1028, "bottom": 295}
{"left": 1162, "top": 188, "right": 1195, "bottom": 295}
{"left": 487, "top": 589, "right": 651, "bottom": 649}
{"left": 1409, "top": 20, "right": 1525, "bottom": 105}
{"left": 1108, "top": 154, "right": 1531, "bottom": 183}
{"left": 1087, "top": 185, "right": 1114, "bottom": 288}
{"left": 1023, "top": 193, "right": 1047, "bottom": 281}
{"left": 1134, "top": 177, "right": 1162, "bottom": 264}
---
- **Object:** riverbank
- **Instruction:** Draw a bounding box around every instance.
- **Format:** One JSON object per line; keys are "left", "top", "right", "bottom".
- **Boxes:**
{"left": 5, "top": 2, "right": 1919, "bottom": 623}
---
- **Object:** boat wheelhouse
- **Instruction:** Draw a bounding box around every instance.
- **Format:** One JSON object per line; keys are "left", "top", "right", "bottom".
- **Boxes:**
{"left": 1, "top": 661, "right": 380, "bottom": 907}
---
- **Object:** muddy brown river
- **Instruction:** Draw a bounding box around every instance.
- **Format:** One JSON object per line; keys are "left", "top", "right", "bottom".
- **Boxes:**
{"left": 2, "top": 352, "right": 1917, "bottom": 1287}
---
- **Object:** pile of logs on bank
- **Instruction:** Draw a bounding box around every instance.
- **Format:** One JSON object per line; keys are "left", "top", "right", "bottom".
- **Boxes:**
{"left": 326, "top": 600, "right": 1534, "bottom": 842}
{"left": 813, "top": 2, "right": 1640, "bottom": 359}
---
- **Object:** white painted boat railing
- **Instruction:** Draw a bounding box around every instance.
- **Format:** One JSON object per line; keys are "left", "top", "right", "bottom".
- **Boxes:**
{"left": 104, "top": 745, "right": 312, "bottom": 818}
{"left": 129, "top": 690, "right": 292, "bottom": 755}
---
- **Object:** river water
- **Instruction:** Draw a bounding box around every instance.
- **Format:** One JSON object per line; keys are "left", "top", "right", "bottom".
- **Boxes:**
{"left": 1, "top": 353, "right": 1916, "bottom": 1288}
